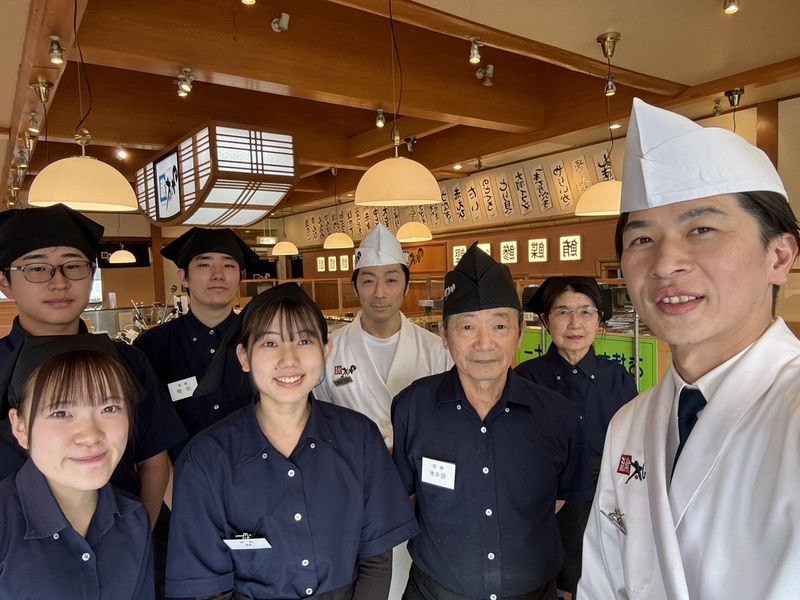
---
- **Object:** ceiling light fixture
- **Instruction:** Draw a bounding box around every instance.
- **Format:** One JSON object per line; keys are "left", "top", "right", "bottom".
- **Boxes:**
{"left": 355, "top": 0, "right": 441, "bottom": 207}
{"left": 272, "top": 212, "right": 299, "bottom": 256}
{"left": 30, "top": 80, "right": 53, "bottom": 104}
{"left": 598, "top": 31, "right": 620, "bottom": 98}
{"left": 723, "top": 0, "right": 739, "bottom": 14}
{"left": 609, "top": 122, "right": 621, "bottom": 130}
{"left": 27, "top": 112, "right": 40, "bottom": 135}
{"left": 271, "top": 12, "right": 290, "bottom": 33}
{"left": 109, "top": 244, "right": 136, "bottom": 264}
{"left": 175, "top": 68, "right": 195, "bottom": 97}
{"left": 575, "top": 32, "right": 623, "bottom": 217}
{"left": 241, "top": 0, "right": 256, "bottom": 5}
{"left": 713, "top": 98, "right": 724, "bottom": 117}
{"left": 48, "top": 35, "right": 64, "bottom": 65}
{"left": 16, "top": 150, "right": 28, "bottom": 169}
{"left": 375, "top": 108, "right": 386, "bottom": 128}
{"left": 323, "top": 167, "right": 355, "bottom": 249}
{"left": 452, "top": 163, "right": 462, "bottom": 171}
{"left": 115, "top": 145, "right": 129, "bottom": 160}
{"left": 725, "top": 87, "right": 744, "bottom": 132}
{"left": 396, "top": 220, "right": 432, "bottom": 243}
{"left": 469, "top": 37, "right": 482, "bottom": 64}
{"left": 476, "top": 64, "right": 494, "bottom": 87}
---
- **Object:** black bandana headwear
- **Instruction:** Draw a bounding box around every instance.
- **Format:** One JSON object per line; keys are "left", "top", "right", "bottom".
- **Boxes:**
{"left": 161, "top": 227, "right": 260, "bottom": 272}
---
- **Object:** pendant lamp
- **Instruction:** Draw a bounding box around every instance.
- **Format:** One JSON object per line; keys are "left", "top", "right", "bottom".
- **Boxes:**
{"left": 109, "top": 245, "right": 136, "bottom": 264}
{"left": 396, "top": 221, "right": 432, "bottom": 243}
{"left": 272, "top": 213, "right": 298, "bottom": 256}
{"left": 323, "top": 168, "right": 355, "bottom": 248}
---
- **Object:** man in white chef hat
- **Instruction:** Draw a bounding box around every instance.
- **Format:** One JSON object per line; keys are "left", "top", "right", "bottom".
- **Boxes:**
{"left": 315, "top": 224, "right": 452, "bottom": 600}
{"left": 579, "top": 98, "right": 800, "bottom": 600}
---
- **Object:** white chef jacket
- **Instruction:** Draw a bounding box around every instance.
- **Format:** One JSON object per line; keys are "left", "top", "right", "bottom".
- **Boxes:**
{"left": 315, "top": 311, "right": 453, "bottom": 450}
{"left": 579, "top": 318, "right": 800, "bottom": 600}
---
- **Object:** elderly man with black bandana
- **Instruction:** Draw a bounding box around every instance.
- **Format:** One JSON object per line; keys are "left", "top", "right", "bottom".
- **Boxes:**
{"left": 392, "top": 243, "right": 591, "bottom": 600}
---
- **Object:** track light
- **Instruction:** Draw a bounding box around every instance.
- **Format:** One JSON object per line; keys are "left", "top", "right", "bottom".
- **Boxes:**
{"left": 469, "top": 37, "right": 482, "bottom": 64}
{"left": 115, "top": 145, "right": 129, "bottom": 160}
{"left": 375, "top": 109, "right": 386, "bottom": 128}
{"left": 48, "top": 35, "right": 64, "bottom": 65}
{"left": 16, "top": 150, "right": 29, "bottom": 169}
{"left": 271, "top": 12, "right": 290, "bottom": 33}
{"left": 723, "top": 0, "right": 739, "bottom": 14}
{"left": 405, "top": 137, "right": 417, "bottom": 153}
{"left": 609, "top": 123, "right": 621, "bottom": 130}
{"left": 453, "top": 163, "right": 463, "bottom": 171}
{"left": 476, "top": 64, "right": 494, "bottom": 87}
{"left": 713, "top": 98, "right": 723, "bottom": 117}
{"left": 725, "top": 88, "right": 744, "bottom": 109}
{"left": 175, "top": 68, "right": 195, "bottom": 97}
{"left": 597, "top": 32, "right": 620, "bottom": 98}
{"left": 27, "top": 112, "right": 40, "bottom": 135}
{"left": 604, "top": 75, "right": 616, "bottom": 97}
{"left": 30, "top": 80, "right": 53, "bottom": 104}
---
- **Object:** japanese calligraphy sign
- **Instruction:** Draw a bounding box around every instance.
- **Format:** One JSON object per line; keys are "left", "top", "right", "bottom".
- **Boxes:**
{"left": 512, "top": 168, "right": 533, "bottom": 215}
{"left": 339, "top": 255, "right": 349, "bottom": 271}
{"left": 439, "top": 185, "right": 454, "bottom": 225}
{"left": 452, "top": 245, "right": 467, "bottom": 266}
{"left": 417, "top": 205, "right": 428, "bottom": 225}
{"left": 305, "top": 218, "right": 312, "bottom": 241}
{"left": 479, "top": 176, "right": 498, "bottom": 219}
{"left": 593, "top": 149, "right": 616, "bottom": 182}
{"left": 317, "top": 256, "right": 326, "bottom": 272}
{"left": 392, "top": 207, "right": 401, "bottom": 230}
{"left": 328, "top": 256, "right": 337, "bottom": 271}
{"left": 549, "top": 160, "right": 574, "bottom": 210}
{"left": 496, "top": 174, "right": 516, "bottom": 218}
{"left": 528, "top": 238, "right": 548, "bottom": 263}
{"left": 381, "top": 207, "right": 390, "bottom": 229}
{"left": 355, "top": 209, "right": 363, "bottom": 236}
{"left": 570, "top": 155, "right": 593, "bottom": 195}
{"left": 477, "top": 243, "right": 491, "bottom": 256}
{"left": 559, "top": 235, "right": 582, "bottom": 261}
{"left": 500, "top": 241, "right": 517, "bottom": 264}
{"left": 346, "top": 209, "right": 354, "bottom": 237}
{"left": 530, "top": 164, "right": 554, "bottom": 214}
{"left": 428, "top": 200, "right": 441, "bottom": 226}
{"left": 451, "top": 182, "right": 468, "bottom": 223}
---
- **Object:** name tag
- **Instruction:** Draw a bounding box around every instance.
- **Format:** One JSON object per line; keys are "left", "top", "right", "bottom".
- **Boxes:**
{"left": 223, "top": 537, "right": 272, "bottom": 550}
{"left": 333, "top": 375, "right": 353, "bottom": 386}
{"left": 421, "top": 457, "right": 456, "bottom": 490}
{"left": 167, "top": 376, "right": 198, "bottom": 402}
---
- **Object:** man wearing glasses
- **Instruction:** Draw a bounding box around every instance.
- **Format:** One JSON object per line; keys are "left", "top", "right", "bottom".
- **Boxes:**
{"left": 0, "top": 204, "right": 187, "bottom": 529}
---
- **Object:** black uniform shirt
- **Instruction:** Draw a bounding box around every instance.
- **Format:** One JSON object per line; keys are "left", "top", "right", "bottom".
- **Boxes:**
{"left": 391, "top": 367, "right": 591, "bottom": 599}
{"left": 134, "top": 310, "right": 255, "bottom": 447}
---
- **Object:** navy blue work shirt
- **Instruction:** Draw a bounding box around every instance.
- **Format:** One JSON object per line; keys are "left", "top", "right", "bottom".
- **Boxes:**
{"left": 391, "top": 367, "right": 592, "bottom": 599}
{"left": 166, "top": 397, "right": 419, "bottom": 599}
{"left": 0, "top": 458, "right": 154, "bottom": 599}
{"left": 0, "top": 318, "right": 188, "bottom": 496}
{"left": 134, "top": 310, "right": 255, "bottom": 448}
{"left": 515, "top": 345, "right": 638, "bottom": 460}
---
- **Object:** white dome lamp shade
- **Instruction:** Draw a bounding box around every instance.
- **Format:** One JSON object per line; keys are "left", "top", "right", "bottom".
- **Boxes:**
{"left": 271, "top": 240, "right": 299, "bottom": 256}
{"left": 323, "top": 231, "right": 354, "bottom": 249}
{"left": 396, "top": 221, "right": 432, "bottom": 243}
{"left": 573, "top": 180, "right": 622, "bottom": 216}
{"left": 108, "top": 245, "right": 136, "bottom": 264}
{"left": 355, "top": 156, "right": 440, "bottom": 206}
{"left": 28, "top": 155, "right": 139, "bottom": 212}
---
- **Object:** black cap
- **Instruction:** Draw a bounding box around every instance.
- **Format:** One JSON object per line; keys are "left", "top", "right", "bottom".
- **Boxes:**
{"left": 442, "top": 242, "right": 520, "bottom": 319}
{"left": 194, "top": 282, "right": 326, "bottom": 397}
{"left": 161, "top": 227, "right": 260, "bottom": 272}
{"left": 0, "top": 334, "right": 122, "bottom": 410}
{"left": 526, "top": 276, "right": 608, "bottom": 321}
{"left": 0, "top": 204, "right": 104, "bottom": 268}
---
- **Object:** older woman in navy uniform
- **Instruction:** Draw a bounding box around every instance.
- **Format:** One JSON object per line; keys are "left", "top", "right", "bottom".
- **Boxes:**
{"left": 515, "top": 276, "right": 637, "bottom": 595}
{"left": 0, "top": 335, "right": 154, "bottom": 599}
{"left": 134, "top": 227, "right": 261, "bottom": 449}
{"left": 392, "top": 244, "right": 591, "bottom": 600}
{"left": 166, "top": 283, "right": 419, "bottom": 599}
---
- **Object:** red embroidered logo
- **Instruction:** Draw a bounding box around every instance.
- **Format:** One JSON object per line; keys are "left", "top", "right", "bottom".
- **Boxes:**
{"left": 334, "top": 366, "right": 343, "bottom": 375}
{"left": 617, "top": 454, "right": 632, "bottom": 475}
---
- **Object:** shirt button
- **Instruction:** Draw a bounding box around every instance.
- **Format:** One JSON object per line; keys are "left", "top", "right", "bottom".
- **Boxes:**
{"left": 288, "top": 469, "right": 296, "bottom": 477}
{"left": 480, "top": 426, "right": 487, "bottom": 433}
{"left": 504, "top": 407, "right": 510, "bottom": 413}
{"left": 213, "top": 404, "right": 220, "bottom": 410}
{"left": 294, "top": 513, "right": 302, "bottom": 521}
{"left": 210, "top": 348, "right": 215, "bottom": 354}
{"left": 301, "top": 559, "right": 310, "bottom": 566}
{"left": 261, "top": 453, "right": 268, "bottom": 459}
{"left": 556, "top": 375, "right": 561, "bottom": 381}
{"left": 482, "top": 467, "right": 489, "bottom": 474}
{"left": 310, "top": 443, "right": 316, "bottom": 449}
{"left": 81, "top": 552, "right": 91, "bottom": 562}
{"left": 485, "top": 508, "right": 492, "bottom": 516}
{"left": 456, "top": 404, "right": 462, "bottom": 410}
{"left": 487, "top": 552, "right": 495, "bottom": 560}
{"left": 52, "top": 533, "right": 59, "bottom": 540}
{"left": 490, "top": 595, "right": 498, "bottom": 600}
{"left": 305, "top": 589, "right": 313, "bottom": 596}
{"left": 209, "top": 329, "right": 214, "bottom": 334}
{"left": 573, "top": 369, "right": 578, "bottom": 374}
{"left": 591, "top": 374, "right": 596, "bottom": 379}
{"left": 192, "top": 337, "right": 197, "bottom": 342}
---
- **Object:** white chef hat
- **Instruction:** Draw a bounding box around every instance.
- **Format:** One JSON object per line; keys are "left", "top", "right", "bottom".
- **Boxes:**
{"left": 354, "top": 224, "right": 409, "bottom": 270}
{"left": 620, "top": 98, "right": 787, "bottom": 213}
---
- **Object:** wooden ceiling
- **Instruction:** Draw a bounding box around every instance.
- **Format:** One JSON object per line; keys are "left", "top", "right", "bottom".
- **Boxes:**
{"left": 4, "top": 0, "right": 800, "bottom": 222}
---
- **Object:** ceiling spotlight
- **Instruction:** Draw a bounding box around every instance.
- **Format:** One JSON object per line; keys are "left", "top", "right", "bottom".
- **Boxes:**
{"left": 175, "top": 68, "right": 195, "bottom": 97}
{"left": 476, "top": 64, "right": 494, "bottom": 87}
{"left": 604, "top": 75, "right": 616, "bottom": 96}
{"left": 30, "top": 80, "right": 53, "bottom": 104}
{"left": 469, "top": 37, "right": 482, "bottom": 64}
{"left": 609, "top": 122, "right": 621, "bottom": 130}
{"left": 242, "top": 0, "right": 256, "bottom": 4}
{"left": 48, "top": 35, "right": 64, "bottom": 65}
{"left": 115, "top": 145, "right": 129, "bottom": 160}
{"left": 453, "top": 163, "right": 463, "bottom": 171}
{"left": 713, "top": 98, "right": 724, "bottom": 117}
{"left": 375, "top": 108, "right": 386, "bottom": 128}
{"left": 17, "top": 150, "right": 29, "bottom": 169}
{"left": 725, "top": 88, "right": 744, "bottom": 109}
{"left": 723, "top": 0, "right": 739, "bottom": 14}
{"left": 405, "top": 137, "right": 417, "bottom": 153}
{"left": 27, "top": 112, "right": 40, "bottom": 135}
{"left": 271, "top": 12, "right": 290, "bottom": 33}
{"left": 475, "top": 158, "right": 484, "bottom": 171}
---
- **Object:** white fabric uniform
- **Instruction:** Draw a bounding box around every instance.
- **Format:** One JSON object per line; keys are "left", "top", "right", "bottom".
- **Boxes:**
{"left": 315, "top": 311, "right": 452, "bottom": 600}
{"left": 579, "top": 318, "right": 800, "bottom": 600}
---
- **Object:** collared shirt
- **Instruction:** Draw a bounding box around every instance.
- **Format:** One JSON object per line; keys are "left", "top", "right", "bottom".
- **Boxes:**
{"left": 134, "top": 310, "right": 254, "bottom": 447}
{"left": 516, "top": 345, "right": 638, "bottom": 458}
{"left": 392, "top": 367, "right": 591, "bottom": 599}
{"left": 0, "top": 458, "right": 154, "bottom": 599}
{"left": 166, "top": 398, "right": 419, "bottom": 599}
{"left": 0, "top": 318, "right": 188, "bottom": 496}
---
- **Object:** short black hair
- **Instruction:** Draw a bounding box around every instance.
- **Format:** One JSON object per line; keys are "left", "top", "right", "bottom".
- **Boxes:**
{"left": 351, "top": 264, "right": 411, "bottom": 291}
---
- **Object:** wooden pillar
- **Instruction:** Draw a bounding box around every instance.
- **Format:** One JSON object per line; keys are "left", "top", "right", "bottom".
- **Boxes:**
{"left": 151, "top": 224, "right": 166, "bottom": 303}
{"left": 756, "top": 100, "right": 779, "bottom": 167}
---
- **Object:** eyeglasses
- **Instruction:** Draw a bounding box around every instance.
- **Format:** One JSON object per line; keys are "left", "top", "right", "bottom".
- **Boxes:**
{"left": 548, "top": 306, "right": 600, "bottom": 321}
{"left": 7, "top": 260, "right": 93, "bottom": 283}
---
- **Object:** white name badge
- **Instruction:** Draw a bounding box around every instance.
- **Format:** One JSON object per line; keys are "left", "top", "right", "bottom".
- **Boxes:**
{"left": 421, "top": 457, "right": 456, "bottom": 490}
{"left": 223, "top": 537, "right": 272, "bottom": 550}
{"left": 167, "top": 376, "right": 198, "bottom": 402}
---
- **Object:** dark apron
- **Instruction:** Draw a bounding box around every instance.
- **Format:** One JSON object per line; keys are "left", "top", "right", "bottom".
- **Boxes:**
{"left": 403, "top": 565, "right": 556, "bottom": 600}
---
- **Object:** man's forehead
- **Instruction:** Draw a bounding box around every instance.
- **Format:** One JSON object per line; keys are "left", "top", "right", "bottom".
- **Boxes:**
{"left": 451, "top": 307, "right": 517, "bottom": 320}
{"left": 624, "top": 195, "right": 737, "bottom": 230}
{"left": 189, "top": 252, "right": 237, "bottom": 262}
{"left": 358, "top": 264, "right": 403, "bottom": 276}
{"left": 16, "top": 246, "right": 88, "bottom": 262}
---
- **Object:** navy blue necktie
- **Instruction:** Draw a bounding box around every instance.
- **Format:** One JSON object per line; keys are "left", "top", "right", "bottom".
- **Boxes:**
{"left": 674, "top": 387, "right": 706, "bottom": 470}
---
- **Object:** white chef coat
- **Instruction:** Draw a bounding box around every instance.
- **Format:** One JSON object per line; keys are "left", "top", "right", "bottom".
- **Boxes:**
{"left": 315, "top": 311, "right": 452, "bottom": 450}
{"left": 579, "top": 318, "right": 800, "bottom": 600}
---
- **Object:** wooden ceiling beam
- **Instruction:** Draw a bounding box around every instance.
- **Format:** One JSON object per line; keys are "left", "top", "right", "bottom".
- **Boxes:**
{"left": 346, "top": 117, "right": 456, "bottom": 158}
